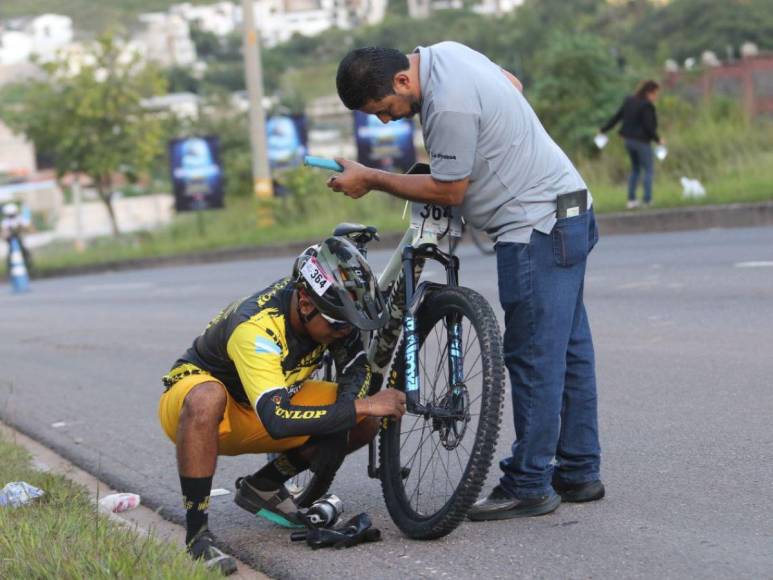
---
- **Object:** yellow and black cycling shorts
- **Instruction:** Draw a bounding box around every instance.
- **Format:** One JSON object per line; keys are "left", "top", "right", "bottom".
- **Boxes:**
{"left": 158, "top": 364, "right": 338, "bottom": 456}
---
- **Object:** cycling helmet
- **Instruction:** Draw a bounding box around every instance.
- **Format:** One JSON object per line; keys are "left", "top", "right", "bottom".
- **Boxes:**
{"left": 2, "top": 203, "right": 19, "bottom": 217}
{"left": 293, "top": 236, "right": 387, "bottom": 331}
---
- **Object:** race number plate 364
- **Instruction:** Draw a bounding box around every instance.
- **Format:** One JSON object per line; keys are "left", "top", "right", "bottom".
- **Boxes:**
{"left": 301, "top": 256, "right": 333, "bottom": 296}
{"left": 410, "top": 203, "right": 462, "bottom": 237}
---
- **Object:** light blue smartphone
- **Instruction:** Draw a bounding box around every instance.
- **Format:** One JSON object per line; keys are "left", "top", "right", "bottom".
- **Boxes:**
{"left": 303, "top": 156, "right": 344, "bottom": 172}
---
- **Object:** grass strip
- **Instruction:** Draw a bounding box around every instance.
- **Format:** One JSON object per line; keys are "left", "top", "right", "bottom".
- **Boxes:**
{"left": 24, "top": 152, "right": 773, "bottom": 275}
{"left": 0, "top": 435, "right": 222, "bottom": 579}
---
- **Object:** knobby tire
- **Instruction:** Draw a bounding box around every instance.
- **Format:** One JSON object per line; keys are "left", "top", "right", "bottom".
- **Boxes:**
{"left": 380, "top": 286, "right": 505, "bottom": 539}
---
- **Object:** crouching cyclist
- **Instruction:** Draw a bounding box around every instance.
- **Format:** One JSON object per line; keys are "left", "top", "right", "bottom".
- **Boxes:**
{"left": 158, "top": 236, "right": 406, "bottom": 574}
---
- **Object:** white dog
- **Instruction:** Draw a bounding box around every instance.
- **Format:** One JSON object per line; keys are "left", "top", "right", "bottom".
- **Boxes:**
{"left": 680, "top": 177, "right": 706, "bottom": 199}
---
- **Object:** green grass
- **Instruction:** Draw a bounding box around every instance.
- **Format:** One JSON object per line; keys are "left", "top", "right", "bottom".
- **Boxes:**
{"left": 585, "top": 151, "right": 773, "bottom": 212}
{"left": 26, "top": 143, "right": 773, "bottom": 275}
{"left": 33, "top": 173, "right": 408, "bottom": 272}
{"left": 0, "top": 435, "right": 222, "bottom": 579}
{"left": 580, "top": 98, "right": 773, "bottom": 211}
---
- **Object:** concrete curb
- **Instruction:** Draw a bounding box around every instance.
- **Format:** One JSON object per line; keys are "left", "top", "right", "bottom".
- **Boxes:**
{"left": 28, "top": 201, "right": 773, "bottom": 279}
{"left": 0, "top": 420, "right": 267, "bottom": 579}
{"left": 595, "top": 201, "right": 773, "bottom": 235}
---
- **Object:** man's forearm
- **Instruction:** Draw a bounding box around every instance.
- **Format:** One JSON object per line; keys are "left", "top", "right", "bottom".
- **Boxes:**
{"left": 368, "top": 171, "right": 465, "bottom": 206}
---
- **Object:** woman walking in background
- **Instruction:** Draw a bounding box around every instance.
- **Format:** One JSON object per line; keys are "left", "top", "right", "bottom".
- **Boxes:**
{"left": 600, "top": 80, "right": 663, "bottom": 209}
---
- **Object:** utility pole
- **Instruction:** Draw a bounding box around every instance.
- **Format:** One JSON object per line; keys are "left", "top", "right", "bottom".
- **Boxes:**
{"left": 241, "top": 0, "right": 274, "bottom": 223}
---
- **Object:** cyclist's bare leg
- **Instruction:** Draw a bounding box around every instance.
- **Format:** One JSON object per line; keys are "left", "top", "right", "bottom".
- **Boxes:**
{"left": 176, "top": 381, "right": 226, "bottom": 477}
{"left": 346, "top": 416, "right": 380, "bottom": 453}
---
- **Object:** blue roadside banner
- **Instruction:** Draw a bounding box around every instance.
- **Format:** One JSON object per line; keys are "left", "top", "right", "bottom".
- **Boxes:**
{"left": 267, "top": 115, "right": 308, "bottom": 170}
{"left": 169, "top": 136, "right": 224, "bottom": 212}
{"left": 353, "top": 111, "right": 416, "bottom": 172}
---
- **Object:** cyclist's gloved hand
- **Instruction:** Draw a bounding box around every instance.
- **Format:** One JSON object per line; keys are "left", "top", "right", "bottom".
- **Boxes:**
{"left": 330, "top": 331, "right": 372, "bottom": 402}
{"left": 337, "top": 352, "right": 370, "bottom": 401}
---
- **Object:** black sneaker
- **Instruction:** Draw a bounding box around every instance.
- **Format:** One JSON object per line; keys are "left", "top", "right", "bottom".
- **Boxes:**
{"left": 552, "top": 478, "right": 605, "bottom": 503}
{"left": 467, "top": 485, "right": 561, "bottom": 521}
{"left": 234, "top": 477, "right": 303, "bottom": 527}
{"left": 187, "top": 526, "right": 237, "bottom": 576}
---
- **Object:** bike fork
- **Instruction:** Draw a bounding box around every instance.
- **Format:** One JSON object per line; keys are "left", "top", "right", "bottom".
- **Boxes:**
{"left": 447, "top": 315, "right": 464, "bottom": 393}
{"left": 401, "top": 246, "right": 422, "bottom": 414}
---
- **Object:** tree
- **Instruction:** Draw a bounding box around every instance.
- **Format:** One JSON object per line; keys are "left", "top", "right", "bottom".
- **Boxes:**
{"left": 632, "top": 0, "right": 773, "bottom": 62}
{"left": 529, "top": 32, "right": 629, "bottom": 154}
{"left": 0, "top": 34, "right": 166, "bottom": 235}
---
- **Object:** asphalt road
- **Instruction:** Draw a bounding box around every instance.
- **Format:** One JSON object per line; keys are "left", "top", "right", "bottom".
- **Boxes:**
{"left": 2, "top": 226, "right": 773, "bottom": 579}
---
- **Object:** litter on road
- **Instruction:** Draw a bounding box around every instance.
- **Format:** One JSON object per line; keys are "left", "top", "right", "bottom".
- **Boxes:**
{"left": 98, "top": 493, "right": 141, "bottom": 513}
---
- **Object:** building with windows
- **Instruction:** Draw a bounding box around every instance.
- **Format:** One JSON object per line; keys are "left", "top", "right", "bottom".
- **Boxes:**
{"left": 170, "top": 2, "right": 241, "bottom": 37}
{"left": 0, "top": 14, "right": 73, "bottom": 65}
{"left": 135, "top": 12, "right": 198, "bottom": 67}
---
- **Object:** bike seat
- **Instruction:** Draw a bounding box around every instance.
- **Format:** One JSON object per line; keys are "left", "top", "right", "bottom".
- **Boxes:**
{"left": 333, "top": 223, "right": 379, "bottom": 239}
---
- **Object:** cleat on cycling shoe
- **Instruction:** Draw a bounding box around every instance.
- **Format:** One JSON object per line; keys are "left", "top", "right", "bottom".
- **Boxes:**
{"left": 234, "top": 477, "right": 303, "bottom": 528}
{"left": 187, "top": 525, "right": 237, "bottom": 576}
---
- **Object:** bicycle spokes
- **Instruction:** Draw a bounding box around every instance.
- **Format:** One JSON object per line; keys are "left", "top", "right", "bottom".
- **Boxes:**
{"left": 398, "top": 312, "right": 483, "bottom": 516}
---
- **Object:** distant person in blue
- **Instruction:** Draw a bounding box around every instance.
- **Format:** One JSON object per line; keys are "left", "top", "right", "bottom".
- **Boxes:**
{"left": 600, "top": 80, "right": 663, "bottom": 209}
{"left": 2, "top": 202, "right": 33, "bottom": 273}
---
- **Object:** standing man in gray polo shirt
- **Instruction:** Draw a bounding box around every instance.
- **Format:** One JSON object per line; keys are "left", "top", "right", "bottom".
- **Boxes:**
{"left": 328, "top": 42, "right": 604, "bottom": 520}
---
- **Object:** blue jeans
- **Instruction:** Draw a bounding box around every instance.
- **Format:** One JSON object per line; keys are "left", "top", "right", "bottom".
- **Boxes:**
{"left": 625, "top": 138, "right": 654, "bottom": 203}
{"left": 496, "top": 209, "right": 600, "bottom": 499}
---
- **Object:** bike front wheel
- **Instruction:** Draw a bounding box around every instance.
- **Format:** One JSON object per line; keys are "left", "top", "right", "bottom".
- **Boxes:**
{"left": 380, "top": 286, "right": 505, "bottom": 539}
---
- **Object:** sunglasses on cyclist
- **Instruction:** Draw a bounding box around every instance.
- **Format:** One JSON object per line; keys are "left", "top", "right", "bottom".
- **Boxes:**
{"left": 319, "top": 312, "right": 352, "bottom": 331}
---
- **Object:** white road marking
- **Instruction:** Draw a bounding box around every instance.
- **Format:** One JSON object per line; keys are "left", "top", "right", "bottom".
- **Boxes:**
{"left": 616, "top": 279, "right": 660, "bottom": 290}
{"left": 80, "top": 282, "right": 154, "bottom": 292}
{"left": 734, "top": 261, "right": 773, "bottom": 268}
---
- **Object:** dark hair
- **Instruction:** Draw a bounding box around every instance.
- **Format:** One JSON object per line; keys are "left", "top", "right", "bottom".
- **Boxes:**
{"left": 635, "top": 80, "right": 660, "bottom": 99}
{"left": 336, "top": 47, "right": 410, "bottom": 110}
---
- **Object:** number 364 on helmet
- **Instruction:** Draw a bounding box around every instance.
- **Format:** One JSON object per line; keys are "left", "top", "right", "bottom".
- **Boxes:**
{"left": 292, "top": 236, "right": 388, "bottom": 331}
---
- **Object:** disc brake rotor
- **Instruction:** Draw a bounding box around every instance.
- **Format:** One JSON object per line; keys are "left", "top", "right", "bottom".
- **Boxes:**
{"left": 433, "top": 384, "right": 470, "bottom": 450}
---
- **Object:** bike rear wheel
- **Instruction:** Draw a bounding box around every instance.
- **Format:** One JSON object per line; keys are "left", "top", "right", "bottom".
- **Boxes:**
{"left": 380, "top": 286, "right": 505, "bottom": 539}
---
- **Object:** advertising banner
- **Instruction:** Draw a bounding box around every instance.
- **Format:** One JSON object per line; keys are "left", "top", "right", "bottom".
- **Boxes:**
{"left": 267, "top": 114, "right": 308, "bottom": 170}
{"left": 353, "top": 111, "right": 416, "bottom": 172}
{"left": 169, "top": 136, "right": 224, "bottom": 212}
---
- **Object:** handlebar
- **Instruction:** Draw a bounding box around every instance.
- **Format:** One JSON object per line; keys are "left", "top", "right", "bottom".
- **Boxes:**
{"left": 304, "top": 156, "right": 344, "bottom": 172}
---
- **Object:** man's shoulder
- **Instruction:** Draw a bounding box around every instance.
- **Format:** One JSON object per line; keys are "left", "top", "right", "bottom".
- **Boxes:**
{"left": 426, "top": 40, "right": 476, "bottom": 56}
{"left": 422, "top": 42, "right": 498, "bottom": 113}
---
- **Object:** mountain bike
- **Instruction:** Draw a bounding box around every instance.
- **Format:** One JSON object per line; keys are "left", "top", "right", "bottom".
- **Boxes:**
{"left": 284, "top": 158, "right": 506, "bottom": 540}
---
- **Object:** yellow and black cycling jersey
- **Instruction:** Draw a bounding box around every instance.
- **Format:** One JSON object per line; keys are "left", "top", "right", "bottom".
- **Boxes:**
{"left": 162, "top": 277, "right": 371, "bottom": 439}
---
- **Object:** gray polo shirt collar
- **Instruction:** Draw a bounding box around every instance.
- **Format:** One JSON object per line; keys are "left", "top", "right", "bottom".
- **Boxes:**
{"left": 414, "top": 46, "right": 432, "bottom": 119}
